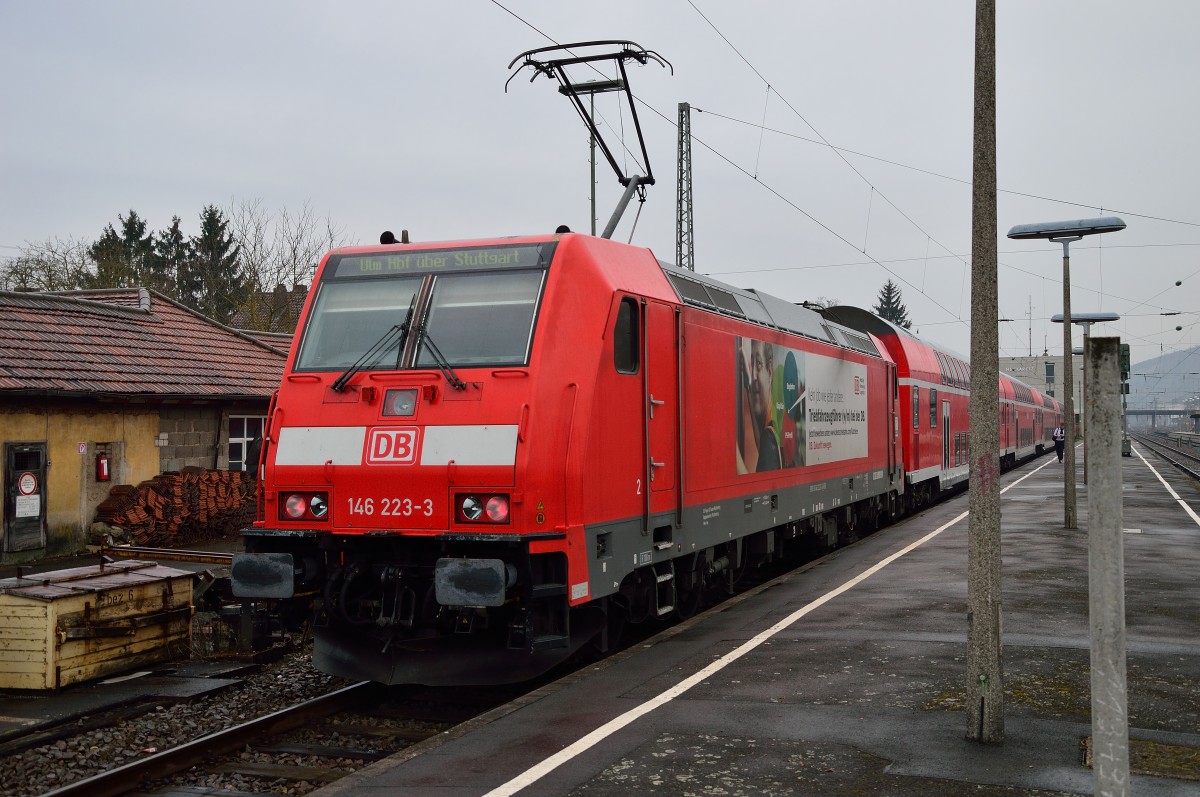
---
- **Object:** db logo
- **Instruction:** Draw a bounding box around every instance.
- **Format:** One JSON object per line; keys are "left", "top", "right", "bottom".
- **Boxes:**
{"left": 365, "top": 428, "right": 421, "bottom": 465}
{"left": 854, "top": 376, "right": 862, "bottom": 395}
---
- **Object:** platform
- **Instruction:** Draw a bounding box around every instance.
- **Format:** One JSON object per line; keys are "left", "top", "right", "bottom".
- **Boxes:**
{"left": 312, "top": 444, "right": 1200, "bottom": 796}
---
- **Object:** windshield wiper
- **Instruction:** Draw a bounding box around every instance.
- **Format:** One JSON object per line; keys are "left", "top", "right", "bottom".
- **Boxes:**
{"left": 331, "top": 294, "right": 418, "bottom": 392}
{"left": 413, "top": 311, "right": 467, "bottom": 391}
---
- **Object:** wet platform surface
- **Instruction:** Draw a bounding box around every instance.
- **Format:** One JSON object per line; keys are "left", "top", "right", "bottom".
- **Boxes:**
{"left": 312, "top": 444, "right": 1200, "bottom": 796}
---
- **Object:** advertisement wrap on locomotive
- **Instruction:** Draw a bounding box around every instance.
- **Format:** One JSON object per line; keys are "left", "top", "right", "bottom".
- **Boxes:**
{"left": 736, "top": 337, "right": 871, "bottom": 473}
{"left": 231, "top": 232, "right": 1059, "bottom": 686}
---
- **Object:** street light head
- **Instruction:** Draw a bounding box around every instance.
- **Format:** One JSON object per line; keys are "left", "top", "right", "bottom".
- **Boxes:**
{"left": 1050, "top": 312, "right": 1120, "bottom": 324}
{"left": 1006, "top": 216, "right": 1126, "bottom": 240}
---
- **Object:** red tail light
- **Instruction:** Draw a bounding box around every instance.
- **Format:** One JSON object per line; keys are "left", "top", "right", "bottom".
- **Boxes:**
{"left": 485, "top": 496, "right": 510, "bottom": 523}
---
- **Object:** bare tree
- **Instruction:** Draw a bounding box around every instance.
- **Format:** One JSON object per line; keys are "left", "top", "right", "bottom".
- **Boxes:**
{"left": 226, "top": 198, "right": 276, "bottom": 329}
{"left": 275, "top": 200, "right": 347, "bottom": 290}
{"left": 800, "top": 296, "right": 840, "bottom": 310}
{"left": 224, "top": 198, "right": 350, "bottom": 331}
{"left": 1, "top": 237, "right": 94, "bottom": 292}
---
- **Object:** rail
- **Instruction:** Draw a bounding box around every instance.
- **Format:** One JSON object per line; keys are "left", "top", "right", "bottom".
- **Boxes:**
{"left": 100, "top": 545, "right": 234, "bottom": 566}
{"left": 1129, "top": 431, "right": 1200, "bottom": 481}
{"left": 39, "top": 682, "right": 372, "bottom": 797}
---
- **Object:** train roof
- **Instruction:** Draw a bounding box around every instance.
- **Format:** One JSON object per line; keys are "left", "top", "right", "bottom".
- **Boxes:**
{"left": 818, "top": 305, "right": 966, "bottom": 359}
{"left": 321, "top": 233, "right": 883, "bottom": 359}
{"left": 658, "top": 263, "right": 880, "bottom": 358}
{"left": 820, "top": 305, "right": 1059, "bottom": 409}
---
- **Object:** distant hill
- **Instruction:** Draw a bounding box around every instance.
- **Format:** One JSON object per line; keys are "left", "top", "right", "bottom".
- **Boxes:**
{"left": 1126, "top": 345, "right": 1200, "bottom": 410}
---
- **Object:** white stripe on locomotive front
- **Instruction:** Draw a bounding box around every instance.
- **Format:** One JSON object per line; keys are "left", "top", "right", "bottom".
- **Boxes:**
{"left": 275, "top": 425, "right": 519, "bottom": 466}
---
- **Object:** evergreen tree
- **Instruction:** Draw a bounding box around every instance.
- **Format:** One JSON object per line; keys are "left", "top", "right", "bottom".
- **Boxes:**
{"left": 153, "top": 215, "right": 192, "bottom": 299}
{"left": 873, "top": 279, "right": 912, "bottom": 329}
{"left": 87, "top": 224, "right": 127, "bottom": 287}
{"left": 87, "top": 210, "right": 156, "bottom": 289}
{"left": 183, "top": 205, "right": 244, "bottom": 323}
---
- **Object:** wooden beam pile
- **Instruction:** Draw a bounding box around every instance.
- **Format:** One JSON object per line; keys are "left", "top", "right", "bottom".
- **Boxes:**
{"left": 95, "top": 468, "right": 257, "bottom": 546}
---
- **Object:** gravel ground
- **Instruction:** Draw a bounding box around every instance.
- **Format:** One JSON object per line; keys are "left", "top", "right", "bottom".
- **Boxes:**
{"left": 0, "top": 648, "right": 351, "bottom": 797}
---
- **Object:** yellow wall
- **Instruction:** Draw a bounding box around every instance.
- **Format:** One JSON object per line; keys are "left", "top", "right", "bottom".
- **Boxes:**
{"left": 2, "top": 406, "right": 159, "bottom": 557}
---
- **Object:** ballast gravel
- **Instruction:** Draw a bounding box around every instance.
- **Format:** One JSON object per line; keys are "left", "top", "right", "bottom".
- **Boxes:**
{"left": 0, "top": 650, "right": 351, "bottom": 797}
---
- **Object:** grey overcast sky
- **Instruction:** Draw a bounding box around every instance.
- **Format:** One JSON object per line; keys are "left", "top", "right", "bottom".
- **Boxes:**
{"left": 2, "top": 1, "right": 1198, "bottom": 384}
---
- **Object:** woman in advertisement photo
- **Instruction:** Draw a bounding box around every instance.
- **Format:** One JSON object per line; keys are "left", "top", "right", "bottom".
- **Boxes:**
{"left": 738, "top": 338, "right": 807, "bottom": 474}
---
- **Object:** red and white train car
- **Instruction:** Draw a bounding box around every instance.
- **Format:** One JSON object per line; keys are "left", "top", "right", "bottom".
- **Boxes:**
{"left": 818, "top": 307, "right": 1061, "bottom": 505}
{"left": 999, "top": 374, "right": 1062, "bottom": 466}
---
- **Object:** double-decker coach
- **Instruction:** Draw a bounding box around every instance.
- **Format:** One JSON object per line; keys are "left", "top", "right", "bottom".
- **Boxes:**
{"left": 819, "top": 306, "right": 1059, "bottom": 508}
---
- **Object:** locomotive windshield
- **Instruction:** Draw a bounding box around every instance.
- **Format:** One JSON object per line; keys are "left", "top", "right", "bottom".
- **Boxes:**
{"left": 415, "top": 271, "right": 544, "bottom": 366}
{"left": 294, "top": 242, "right": 554, "bottom": 372}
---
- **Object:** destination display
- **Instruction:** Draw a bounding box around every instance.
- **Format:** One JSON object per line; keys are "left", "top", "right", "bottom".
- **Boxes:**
{"left": 736, "top": 336, "right": 868, "bottom": 474}
{"left": 330, "top": 242, "right": 556, "bottom": 279}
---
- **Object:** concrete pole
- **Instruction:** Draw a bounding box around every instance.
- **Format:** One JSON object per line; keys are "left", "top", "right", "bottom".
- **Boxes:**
{"left": 1085, "top": 337, "right": 1129, "bottom": 796}
{"left": 1083, "top": 328, "right": 1089, "bottom": 485}
{"left": 1057, "top": 239, "right": 1078, "bottom": 529}
{"left": 965, "top": 0, "right": 1003, "bottom": 744}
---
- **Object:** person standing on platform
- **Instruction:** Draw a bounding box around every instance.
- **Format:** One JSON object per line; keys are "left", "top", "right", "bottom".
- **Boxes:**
{"left": 1052, "top": 425, "right": 1066, "bottom": 463}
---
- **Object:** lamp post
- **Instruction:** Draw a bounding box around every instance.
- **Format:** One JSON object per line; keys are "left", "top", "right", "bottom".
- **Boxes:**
{"left": 1052, "top": 312, "right": 1119, "bottom": 483}
{"left": 1007, "top": 217, "right": 1126, "bottom": 529}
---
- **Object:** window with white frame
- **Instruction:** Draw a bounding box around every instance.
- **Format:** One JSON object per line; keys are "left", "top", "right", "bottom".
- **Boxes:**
{"left": 229, "top": 415, "right": 267, "bottom": 472}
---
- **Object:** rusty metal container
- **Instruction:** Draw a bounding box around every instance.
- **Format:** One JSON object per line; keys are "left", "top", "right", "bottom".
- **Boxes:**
{"left": 0, "top": 560, "right": 193, "bottom": 690}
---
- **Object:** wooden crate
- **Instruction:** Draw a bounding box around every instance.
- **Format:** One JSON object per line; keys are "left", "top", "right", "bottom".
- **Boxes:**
{"left": 0, "top": 560, "right": 193, "bottom": 690}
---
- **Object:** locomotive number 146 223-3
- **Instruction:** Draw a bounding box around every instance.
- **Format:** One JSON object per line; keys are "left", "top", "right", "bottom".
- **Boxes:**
{"left": 346, "top": 497, "right": 434, "bottom": 517}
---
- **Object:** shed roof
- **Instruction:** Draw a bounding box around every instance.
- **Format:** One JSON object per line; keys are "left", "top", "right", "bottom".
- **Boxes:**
{"left": 0, "top": 560, "right": 191, "bottom": 601}
{"left": 0, "top": 288, "right": 287, "bottom": 400}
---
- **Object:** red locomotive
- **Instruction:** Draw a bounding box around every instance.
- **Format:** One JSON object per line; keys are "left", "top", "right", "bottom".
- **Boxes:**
{"left": 232, "top": 232, "right": 1060, "bottom": 685}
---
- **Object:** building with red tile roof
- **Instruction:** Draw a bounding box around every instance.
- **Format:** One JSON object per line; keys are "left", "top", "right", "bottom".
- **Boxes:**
{"left": 0, "top": 288, "right": 287, "bottom": 561}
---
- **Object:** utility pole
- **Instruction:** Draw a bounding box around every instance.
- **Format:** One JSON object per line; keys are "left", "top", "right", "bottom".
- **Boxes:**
{"left": 966, "top": 0, "right": 1004, "bottom": 744}
{"left": 676, "top": 102, "right": 695, "bottom": 271}
{"left": 1027, "top": 296, "right": 1033, "bottom": 357}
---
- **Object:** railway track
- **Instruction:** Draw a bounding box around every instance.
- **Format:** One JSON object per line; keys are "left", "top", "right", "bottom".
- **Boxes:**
{"left": 41, "top": 683, "right": 370, "bottom": 797}
{"left": 1130, "top": 431, "right": 1200, "bottom": 481}
{"left": 36, "top": 680, "right": 523, "bottom": 797}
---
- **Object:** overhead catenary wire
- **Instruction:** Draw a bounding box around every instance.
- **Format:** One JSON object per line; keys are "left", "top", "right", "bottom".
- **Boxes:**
{"left": 490, "top": 0, "right": 966, "bottom": 326}
{"left": 487, "top": 0, "right": 1194, "bottom": 352}
{"left": 692, "top": 109, "right": 1200, "bottom": 230}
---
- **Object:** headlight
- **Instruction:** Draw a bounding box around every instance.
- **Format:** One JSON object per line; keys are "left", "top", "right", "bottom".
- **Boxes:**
{"left": 456, "top": 493, "right": 510, "bottom": 525}
{"left": 309, "top": 494, "right": 329, "bottom": 518}
{"left": 383, "top": 388, "right": 418, "bottom": 417}
{"left": 461, "top": 496, "right": 483, "bottom": 521}
{"left": 280, "top": 492, "right": 330, "bottom": 522}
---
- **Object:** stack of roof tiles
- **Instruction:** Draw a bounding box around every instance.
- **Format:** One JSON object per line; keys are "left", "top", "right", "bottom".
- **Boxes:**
{"left": 95, "top": 469, "right": 256, "bottom": 545}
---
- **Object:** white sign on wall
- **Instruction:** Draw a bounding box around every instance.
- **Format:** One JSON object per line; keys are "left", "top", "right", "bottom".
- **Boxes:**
{"left": 15, "top": 494, "right": 40, "bottom": 519}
